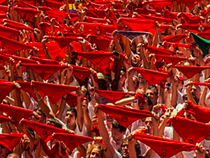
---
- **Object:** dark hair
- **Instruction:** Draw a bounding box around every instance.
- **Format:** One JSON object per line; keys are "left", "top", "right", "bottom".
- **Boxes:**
{"left": 144, "top": 94, "right": 153, "bottom": 106}
{"left": 46, "top": 118, "right": 63, "bottom": 129}
{"left": 66, "top": 107, "right": 77, "bottom": 119}
{"left": 34, "top": 107, "right": 46, "bottom": 118}
{"left": 147, "top": 85, "right": 158, "bottom": 96}
{"left": 112, "top": 120, "right": 126, "bottom": 133}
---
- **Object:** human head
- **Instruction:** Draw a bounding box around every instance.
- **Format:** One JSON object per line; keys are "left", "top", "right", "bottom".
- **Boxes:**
{"left": 34, "top": 107, "right": 46, "bottom": 123}
{"left": 138, "top": 94, "right": 153, "bottom": 111}
{"left": 86, "top": 144, "right": 105, "bottom": 158}
{"left": 131, "top": 54, "right": 141, "bottom": 67}
{"left": 97, "top": 73, "right": 110, "bottom": 90}
{"left": 146, "top": 85, "right": 158, "bottom": 105}
{"left": 46, "top": 118, "right": 62, "bottom": 129}
{"left": 111, "top": 120, "right": 126, "bottom": 144}
{"left": 7, "top": 153, "right": 19, "bottom": 158}
{"left": 65, "top": 107, "right": 77, "bottom": 130}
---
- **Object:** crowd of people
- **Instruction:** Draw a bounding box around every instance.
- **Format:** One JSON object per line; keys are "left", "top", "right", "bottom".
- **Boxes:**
{"left": 1, "top": 0, "right": 210, "bottom": 157}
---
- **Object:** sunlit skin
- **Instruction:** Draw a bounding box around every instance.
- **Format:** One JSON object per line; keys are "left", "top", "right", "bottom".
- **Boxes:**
{"left": 65, "top": 111, "right": 76, "bottom": 130}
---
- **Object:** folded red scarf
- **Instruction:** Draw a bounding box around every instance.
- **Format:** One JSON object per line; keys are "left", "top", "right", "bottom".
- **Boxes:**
{"left": 142, "top": 0, "right": 173, "bottom": 12}
{"left": 181, "top": 24, "right": 210, "bottom": 33}
{"left": 169, "top": 116, "right": 210, "bottom": 144}
{"left": 48, "top": 36, "right": 78, "bottom": 49}
{"left": 44, "top": 0, "right": 64, "bottom": 9}
{"left": 88, "top": 34, "right": 111, "bottom": 51}
{"left": 0, "top": 35, "right": 33, "bottom": 54}
{"left": 0, "top": 5, "right": 8, "bottom": 14}
{"left": 71, "top": 65, "right": 91, "bottom": 82}
{"left": 0, "top": 54, "right": 9, "bottom": 63}
{"left": 96, "top": 90, "right": 131, "bottom": 103}
{"left": 53, "top": 133, "right": 94, "bottom": 151}
{"left": 66, "top": 92, "right": 85, "bottom": 107}
{"left": 163, "top": 9, "right": 178, "bottom": 19}
{"left": 0, "top": 25, "right": 19, "bottom": 38}
{"left": 3, "top": 19, "right": 34, "bottom": 31}
{"left": 134, "top": 132, "right": 196, "bottom": 158}
{"left": 14, "top": 7, "right": 41, "bottom": 21}
{"left": 39, "top": 22, "right": 65, "bottom": 35}
{"left": 17, "top": 1, "right": 38, "bottom": 9}
{"left": 98, "top": 104, "right": 152, "bottom": 128}
{"left": 132, "top": 67, "right": 170, "bottom": 86}
{"left": 143, "top": 45, "right": 176, "bottom": 55}
{"left": 0, "top": 81, "right": 15, "bottom": 102}
{"left": 173, "top": 65, "right": 210, "bottom": 79}
{"left": 44, "top": 9, "right": 69, "bottom": 22}
{"left": 75, "top": 22, "right": 99, "bottom": 34}
{"left": 0, "top": 115, "right": 10, "bottom": 123}
{"left": 22, "top": 119, "right": 66, "bottom": 142}
{"left": 165, "top": 41, "right": 195, "bottom": 49}
{"left": 99, "top": 24, "right": 118, "bottom": 39}
{"left": 31, "top": 56, "right": 60, "bottom": 65}
{"left": 20, "top": 63, "right": 67, "bottom": 80}
{"left": 177, "top": 0, "right": 201, "bottom": 10}
{"left": 40, "top": 138, "right": 60, "bottom": 158}
{"left": 155, "top": 54, "right": 188, "bottom": 65}
{"left": 181, "top": 13, "right": 203, "bottom": 24}
{"left": 163, "top": 34, "right": 186, "bottom": 42}
{"left": 0, "top": 103, "right": 34, "bottom": 125}
{"left": 85, "top": 16, "right": 107, "bottom": 24}
{"left": 0, "top": 133, "right": 24, "bottom": 151}
{"left": 135, "top": 7, "right": 157, "bottom": 15}
{"left": 32, "top": 81, "right": 78, "bottom": 104}
{"left": 139, "top": 14, "right": 173, "bottom": 23}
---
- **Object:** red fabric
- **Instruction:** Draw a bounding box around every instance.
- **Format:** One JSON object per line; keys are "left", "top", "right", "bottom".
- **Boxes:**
{"left": 120, "top": 17, "right": 156, "bottom": 35}
{"left": 0, "top": 35, "right": 33, "bottom": 54}
{"left": 186, "top": 101, "right": 210, "bottom": 123}
{"left": 44, "top": 9, "right": 69, "bottom": 22}
{"left": 0, "top": 115, "right": 10, "bottom": 123}
{"left": 40, "top": 139, "right": 59, "bottom": 158}
{"left": 69, "top": 13, "right": 79, "bottom": 22}
{"left": 98, "top": 104, "right": 152, "bottom": 128}
{"left": 143, "top": 45, "right": 176, "bottom": 55}
{"left": 39, "top": 22, "right": 65, "bottom": 35}
{"left": 163, "top": 34, "right": 186, "bottom": 42}
{"left": 155, "top": 54, "right": 188, "bottom": 65}
{"left": 0, "top": 103, "right": 34, "bottom": 125}
{"left": 181, "top": 13, "right": 203, "bottom": 24}
{"left": 177, "top": 0, "right": 202, "bottom": 10}
{"left": 20, "top": 63, "right": 67, "bottom": 80}
{"left": 0, "top": 5, "right": 8, "bottom": 14}
{"left": 31, "top": 56, "right": 60, "bottom": 65}
{"left": 134, "top": 132, "right": 196, "bottom": 158}
{"left": 96, "top": 90, "right": 130, "bottom": 103}
{"left": 14, "top": 7, "right": 40, "bottom": 21}
{"left": 135, "top": 7, "right": 157, "bottom": 15}
{"left": 138, "top": 14, "right": 173, "bottom": 23}
{"left": 17, "top": 81, "right": 46, "bottom": 101}
{"left": 180, "top": 24, "right": 210, "bottom": 33}
{"left": 48, "top": 36, "right": 78, "bottom": 49}
{"left": 53, "top": 133, "right": 94, "bottom": 152}
{"left": 4, "top": 54, "right": 36, "bottom": 64}
{"left": 0, "top": 133, "right": 24, "bottom": 151}
{"left": 132, "top": 67, "right": 170, "bottom": 86}
{"left": 88, "top": 34, "right": 111, "bottom": 51}
{"left": 169, "top": 116, "right": 210, "bottom": 144}
{"left": 17, "top": 1, "right": 38, "bottom": 9}
{"left": 0, "top": 81, "right": 15, "bottom": 102}
{"left": 22, "top": 119, "right": 66, "bottom": 142}
{"left": 186, "top": 82, "right": 210, "bottom": 89}
{"left": 44, "top": 0, "right": 64, "bottom": 9}
{"left": 163, "top": 9, "right": 178, "bottom": 19}
{"left": 71, "top": 65, "right": 91, "bottom": 82}
{"left": 142, "top": 0, "right": 173, "bottom": 12}
{"left": 75, "top": 22, "right": 99, "bottom": 34}
{"left": 0, "top": 54, "right": 9, "bottom": 63}
{"left": 158, "top": 24, "right": 171, "bottom": 32}
{"left": 32, "top": 81, "right": 78, "bottom": 104}
{"left": 197, "top": 32, "right": 210, "bottom": 40}
{"left": 177, "top": 108, "right": 185, "bottom": 117}
{"left": 66, "top": 92, "right": 85, "bottom": 107}
{"left": 3, "top": 19, "right": 34, "bottom": 31}
{"left": 165, "top": 42, "right": 195, "bottom": 48}
{"left": 173, "top": 65, "right": 210, "bottom": 79}
{"left": 27, "top": 41, "right": 65, "bottom": 60}
{"left": 201, "top": 8, "right": 210, "bottom": 17}
{"left": 99, "top": 24, "right": 118, "bottom": 39}
{"left": 85, "top": 16, "right": 107, "bottom": 23}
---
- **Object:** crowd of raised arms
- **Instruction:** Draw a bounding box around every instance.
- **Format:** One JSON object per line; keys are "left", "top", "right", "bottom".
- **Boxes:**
{"left": 1, "top": 0, "right": 210, "bottom": 158}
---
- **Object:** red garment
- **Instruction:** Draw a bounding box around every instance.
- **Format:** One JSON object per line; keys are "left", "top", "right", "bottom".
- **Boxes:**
{"left": 14, "top": 7, "right": 41, "bottom": 21}
{"left": 66, "top": 92, "right": 85, "bottom": 107}
{"left": 0, "top": 81, "right": 15, "bottom": 102}
{"left": 48, "top": 36, "right": 78, "bottom": 49}
{"left": 163, "top": 34, "right": 186, "bottom": 42}
{"left": 120, "top": 17, "right": 156, "bottom": 35}
{"left": 143, "top": 45, "right": 176, "bottom": 55}
{"left": 201, "top": 8, "right": 210, "bottom": 17}
{"left": 0, "top": 25, "right": 19, "bottom": 38}
{"left": 134, "top": 132, "right": 196, "bottom": 158}
{"left": 173, "top": 65, "right": 210, "bottom": 79}
{"left": 181, "top": 24, "right": 210, "bottom": 33}
{"left": 98, "top": 104, "right": 152, "bottom": 128}
{"left": 132, "top": 67, "right": 170, "bottom": 86}
{"left": 85, "top": 16, "right": 107, "bottom": 23}
{"left": 20, "top": 63, "right": 67, "bottom": 80}
{"left": 138, "top": 14, "right": 173, "bottom": 23}
{"left": 99, "top": 24, "right": 118, "bottom": 39}
{"left": 22, "top": 119, "right": 66, "bottom": 142}
{"left": 17, "top": 81, "right": 46, "bottom": 101}
{"left": 142, "top": 0, "right": 173, "bottom": 12}
{"left": 71, "top": 65, "right": 91, "bottom": 82}
{"left": 32, "top": 81, "right": 78, "bottom": 104}
{"left": 169, "top": 116, "right": 210, "bottom": 144}
{"left": 44, "top": 0, "right": 64, "bottom": 9}
{"left": 96, "top": 90, "right": 131, "bottom": 103}
{"left": 0, "top": 35, "right": 33, "bottom": 54}
{"left": 155, "top": 54, "right": 188, "bottom": 65}
{"left": 53, "top": 133, "right": 94, "bottom": 151}
{"left": 163, "top": 9, "right": 178, "bottom": 19}
{"left": 0, "top": 133, "right": 24, "bottom": 151}
{"left": 88, "top": 34, "right": 111, "bottom": 51}
{"left": 135, "top": 7, "right": 157, "bottom": 15}
{"left": 3, "top": 19, "right": 34, "bottom": 31}
{"left": 0, "top": 103, "right": 34, "bottom": 125}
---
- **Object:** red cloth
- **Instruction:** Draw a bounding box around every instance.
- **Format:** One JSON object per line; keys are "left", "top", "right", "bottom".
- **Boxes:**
{"left": 155, "top": 54, "right": 188, "bottom": 65}
{"left": 96, "top": 90, "right": 130, "bottom": 103}
{"left": 3, "top": 19, "right": 34, "bottom": 31}
{"left": 99, "top": 24, "right": 118, "bottom": 39}
{"left": 98, "top": 104, "right": 152, "bottom": 128}
{"left": 180, "top": 24, "right": 210, "bottom": 33}
{"left": 0, "top": 54, "right": 9, "bottom": 63}
{"left": 0, "top": 5, "right": 8, "bottom": 14}
{"left": 0, "top": 133, "right": 24, "bottom": 151}
{"left": 134, "top": 132, "right": 196, "bottom": 158}
{"left": 48, "top": 36, "right": 78, "bottom": 49}
{"left": 0, "top": 80, "right": 15, "bottom": 102}
{"left": 197, "top": 32, "right": 210, "bottom": 40}
{"left": 165, "top": 41, "right": 195, "bottom": 49}
{"left": 44, "top": 9, "right": 69, "bottom": 22}
{"left": 31, "top": 56, "right": 60, "bottom": 65}
{"left": 17, "top": 1, "right": 38, "bottom": 9}
{"left": 120, "top": 17, "right": 156, "bottom": 35}
{"left": 163, "top": 34, "right": 186, "bottom": 42}
{"left": 143, "top": 45, "right": 176, "bottom": 55}
{"left": 132, "top": 67, "right": 170, "bottom": 86}
{"left": 4, "top": 54, "right": 36, "bottom": 64}
{"left": 177, "top": 0, "right": 202, "bottom": 10}
{"left": 0, "top": 103, "right": 34, "bottom": 125}
{"left": 181, "top": 13, "right": 203, "bottom": 24}
{"left": 88, "top": 34, "right": 111, "bottom": 51}
{"left": 85, "top": 16, "right": 107, "bottom": 23}
{"left": 20, "top": 63, "right": 67, "bottom": 80}
{"left": 17, "top": 81, "right": 46, "bottom": 101}
{"left": 138, "top": 14, "right": 173, "bottom": 23}
{"left": 169, "top": 116, "right": 210, "bottom": 144}
{"left": 142, "top": 0, "right": 173, "bottom": 12}
{"left": 40, "top": 139, "right": 59, "bottom": 158}
{"left": 135, "top": 7, "right": 157, "bottom": 15}
{"left": 163, "top": 9, "right": 178, "bottom": 19}
{"left": 14, "top": 7, "right": 41, "bottom": 21}
{"left": 75, "top": 22, "right": 99, "bottom": 34}
{"left": 39, "top": 22, "right": 65, "bottom": 35}
{"left": 173, "top": 65, "right": 210, "bottom": 79}
{"left": 159, "top": 24, "right": 171, "bottom": 32}
{"left": 71, "top": 65, "right": 91, "bottom": 82}
{"left": 0, "top": 35, "right": 33, "bottom": 54}
{"left": 32, "top": 81, "right": 78, "bottom": 104}
{"left": 22, "top": 119, "right": 66, "bottom": 142}
{"left": 53, "top": 133, "right": 94, "bottom": 151}
{"left": 0, "top": 115, "right": 10, "bottom": 123}
{"left": 69, "top": 13, "right": 79, "bottom": 22}
{"left": 0, "top": 25, "right": 19, "bottom": 38}
{"left": 66, "top": 92, "right": 85, "bottom": 107}
{"left": 44, "top": 0, "right": 64, "bottom": 9}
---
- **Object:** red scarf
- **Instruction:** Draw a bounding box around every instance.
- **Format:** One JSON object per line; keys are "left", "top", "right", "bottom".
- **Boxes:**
{"left": 163, "top": 34, "right": 186, "bottom": 42}
{"left": 31, "top": 56, "right": 60, "bottom": 65}
{"left": 142, "top": 0, "right": 173, "bottom": 12}
{"left": 143, "top": 45, "right": 176, "bottom": 55}
{"left": 48, "top": 36, "right": 78, "bottom": 49}
{"left": 14, "top": 7, "right": 41, "bottom": 21}
{"left": 0, "top": 115, "right": 10, "bottom": 123}
{"left": 0, "top": 25, "right": 20, "bottom": 38}
{"left": 85, "top": 16, "right": 107, "bottom": 23}
{"left": 99, "top": 24, "right": 118, "bottom": 39}
{"left": 163, "top": 9, "right": 178, "bottom": 19}
{"left": 135, "top": 7, "right": 157, "bottom": 15}
{"left": 181, "top": 24, "right": 210, "bottom": 33}
{"left": 155, "top": 54, "right": 188, "bottom": 65}
{"left": 197, "top": 32, "right": 210, "bottom": 40}
{"left": 88, "top": 34, "right": 111, "bottom": 51}
{"left": 138, "top": 14, "right": 173, "bottom": 23}
{"left": 181, "top": 12, "right": 203, "bottom": 24}
{"left": 66, "top": 92, "right": 85, "bottom": 107}
{"left": 3, "top": 19, "right": 34, "bottom": 31}
{"left": 0, "top": 80, "right": 15, "bottom": 102}
{"left": 44, "top": 0, "right": 64, "bottom": 9}
{"left": 71, "top": 65, "right": 91, "bottom": 82}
